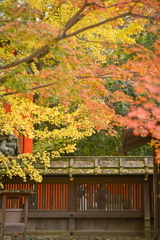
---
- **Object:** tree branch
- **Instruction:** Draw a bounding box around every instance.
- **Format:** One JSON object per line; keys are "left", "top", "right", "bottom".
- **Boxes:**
{"left": 63, "top": 12, "right": 157, "bottom": 39}
{"left": 1, "top": 73, "right": 117, "bottom": 97}
{"left": 63, "top": 12, "right": 130, "bottom": 39}
{"left": 129, "top": 12, "right": 158, "bottom": 20}
{"left": 2, "top": 83, "right": 55, "bottom": 96}
{"left": 61, "top": 0, "right": 88, "bottom": 37}
{"left": 0, "top": 76, "right": 7, "bottom": 83}
{"left": 76, "top": 35, "right": 108, "bottom": 44}
{"left": 0, "top": 8, "right": 158, "bottom": 71}
{"left": 60, "top": 0, "right": 105, "bottom": 37}
{"left": 129, "top": 0, "right": 140, "bottom": 13}
{"left": 0, "top": 19, "right": 14, "bottom": 23}
{"left": 0, "top": 44, "right": 49, "bottom": 70}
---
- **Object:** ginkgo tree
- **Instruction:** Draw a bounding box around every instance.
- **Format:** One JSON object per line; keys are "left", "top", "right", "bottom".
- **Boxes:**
{"left": 0, "top": 0, "right": 159, "bottom": 183}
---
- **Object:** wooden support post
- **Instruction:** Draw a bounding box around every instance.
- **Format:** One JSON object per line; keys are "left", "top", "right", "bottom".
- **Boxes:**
{"left": 153, "top": 149, "right": 159, "bottom": 240}
{"left": 23, "top": 196, "right": 28, "bottom": 240}
{"left": 68, "top": 179, "right": 75, "bottom": 234}
{"left": 12, "top": 198, "right": 16, "bottom": 208}
{"left": 1, "top": 195, "right": 6, "bottom": 240}
{"left": 144, "top": 180, "right": 151, "bottom": 239}
{"left": 11, "top": 234, "right": 14, "bottom": 240}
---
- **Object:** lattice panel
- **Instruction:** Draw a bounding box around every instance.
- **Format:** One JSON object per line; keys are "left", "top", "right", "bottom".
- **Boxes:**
{"left": 2, "top": 183, "right": 68, "bottom": 210}
{"left": 77, "top": 183, "right": 141, "bottom": 211}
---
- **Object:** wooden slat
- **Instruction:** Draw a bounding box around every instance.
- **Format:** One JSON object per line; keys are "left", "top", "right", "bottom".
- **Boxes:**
{"left": 68, "top": 180, "right": 75, "bottom": 232}
{"left": 104, "top": 184, "right": 106, "bottom": 210}
{"left": 73, "top": 211, "right": 144, "bottom": 218}
{"left": 50, "top": 161, "right": 69, "bottom": 168}
{"left": 99, "top": 161, "right": 119, "bottom": 168}
{"left": 73, "top": 161, "right": 94, "bottom": 168}
{"left": 45, "top": 169, "right": 68, "bottom": 175}
{"left": 1, "top": 195, "right": 6, "bottom": 240}
{"left": 95, "top": 184, "right": 97, "bottom": 210}
{"left": 129, "top": 184, "right": 131, "bottom": 210}
{"left": 18, "top": 209, "right": 145, "bottom": 218}
{"left": 72, "top": 169, "right": 94, "bottom": 174}
{"left": 4, "top": 223, "right": 25, "bottom": 234}
{"left": 144, "top": 180, "right": 151, "bottom": 238}
{"left": 5, "top": 209, "right": 22, "bottom": 224}
{"left": 98, "top": 169, "right": 119, "bottom": 174}
{"left": 123, "top": 161, "right": 144, "bottom": 168}
{"left": 23, "top": 196, "right": 28, "bottom": 240}
{"left": 137, "top": 183, "right": 139, "bottom": 211}
{"left": 123, "top": 169, "right": 145, "bottom": 174}
{"left": 98, "top": 184, "right": 101, "bottom": 210}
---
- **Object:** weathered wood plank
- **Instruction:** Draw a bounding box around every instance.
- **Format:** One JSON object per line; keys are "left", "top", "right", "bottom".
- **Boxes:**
{"left": 143, "top": 180, "right": 151, "bottom": 239}
{"left": 148, "top": 160, "right": 153, "bottom": 167}
{"left": 72, "top": 169, "right": 94, "bottom": 174}
{"left": 74, "top": 211, "right": 144, "bottom": 218}
{"left": 4, "top": 223, "right": 25, "bottom": 234}
{"left": 68, "top": 180, "right": 75, "bottom": 233}
{"left": 5, "top": 209, "right": 23, "bottom": 224}
{"left": 70, "top": 230, "right": 144, "bottom": 236}
{"left": 97, "top": 169, "right": 119, "bottom": 174}
{"left": 45, "top": 169, "right": 68, "bottom": 174}
{"left": 23, "top": 196, "right": 28, "bottom": 240}
{"left": 26, "top": 229, "right": 144, "bottom": 236}
{"left": 73, "top": 161, "right": 94, "bottom": 168}
{"left": 50, "top": 161, "right": 69, "bottom": 168}
{"left": 123, "top": 161, "right": 144, "bottom": 168}
{"left": 123, "top": 169, "right": 145, "bottom": 174}
{"left": 99, "top": 161, "right": 119, "bottom": 168}
{"left": 1, "top": 195, "right": 6, "bottom": 240}
{"left": 27, "top": 210, "right": 70, "bottom": 218}
{"left": 148, "top": 169, "right": 153, "bottom": 174}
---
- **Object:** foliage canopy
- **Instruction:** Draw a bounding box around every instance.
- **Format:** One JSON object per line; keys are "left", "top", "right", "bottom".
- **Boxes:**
{"left": 0, "top": 0, "right": 159, "bottom": 182}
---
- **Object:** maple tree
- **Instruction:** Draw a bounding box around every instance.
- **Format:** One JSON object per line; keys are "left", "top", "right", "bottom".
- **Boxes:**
{"left": 124, "top": 38, "right": 160, "bottom": 160}
{"left": 108, "top": 22, "right": 160, "bottom": 159}
{"left": 0, "top": 0, "right": 160, "bottom": 183}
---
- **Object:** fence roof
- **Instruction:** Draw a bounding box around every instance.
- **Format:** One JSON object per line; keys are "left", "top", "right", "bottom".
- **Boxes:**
{"left": 40, "top": 156, "right": 153, "bottom": 178}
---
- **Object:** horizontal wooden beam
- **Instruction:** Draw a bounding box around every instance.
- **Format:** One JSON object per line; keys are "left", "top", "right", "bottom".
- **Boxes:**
{"left": 26, "top": 230, "right": 145, "bottom": 236}
{"left": 25, "top": 210, "right": 144, "bottom": 219}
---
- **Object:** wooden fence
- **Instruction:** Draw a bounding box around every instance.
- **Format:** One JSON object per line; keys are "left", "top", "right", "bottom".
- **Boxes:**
{"left": 0, "top": 175, "right": 153, "bottom": 237}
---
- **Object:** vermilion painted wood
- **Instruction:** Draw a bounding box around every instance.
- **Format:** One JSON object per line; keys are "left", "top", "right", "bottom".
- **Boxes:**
{"left": 3, "top": 101, "right": 11, "bottom": 113}
{"left": 38, "top": 184, "right": 40, "bottom": 210}
{"left": 3, "top": 93, "right": 33, "bottom": 154}
{"left": 24, "top": 136, "right": 32, "bottom": 154}
{"left": 40, "top": 184, "right": 42, "bottom": 210}
{"left": 3, "top": 178, "right": 142, "bottom": 211}
{"left": 20, "top": 94, "right": 33, "bottom": 154}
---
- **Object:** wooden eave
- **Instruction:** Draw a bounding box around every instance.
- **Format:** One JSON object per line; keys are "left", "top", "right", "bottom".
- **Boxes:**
{"left": 38, "top": 156, "right": 153, "bottom": 177}
{"left": 0, "top": 190, "right": 37, "bottom": 198}
{"left": 122, "top": 128, "right": 152, "bottom": 153}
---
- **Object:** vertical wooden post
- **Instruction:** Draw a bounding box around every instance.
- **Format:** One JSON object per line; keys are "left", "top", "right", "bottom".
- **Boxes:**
{"left": 1, "top": 195, "right": 6, "bottom": 240}
{"left": 144, "top": 180, "right": 151, "bottom": 239}
{"left": 23, "top": 196, "right": 28, "bottom": 240}
{"left": 153, "top": 149, "right": 158, "bottom": 240}
{"left": 11, "top": 234, "right": 14, "bottom": 240}
{"left": 68, "top": 179, "right": 75, "bottom": 234}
